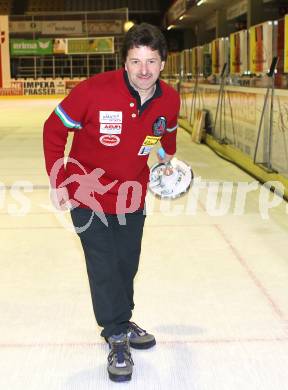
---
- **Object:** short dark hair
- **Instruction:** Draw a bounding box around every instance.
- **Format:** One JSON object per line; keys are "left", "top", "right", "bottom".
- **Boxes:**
{"left": 122, "top": 23, "right": 168, "bottom": 62}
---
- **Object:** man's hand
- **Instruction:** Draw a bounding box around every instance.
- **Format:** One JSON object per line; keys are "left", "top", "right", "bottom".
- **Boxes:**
{"left": 157, "top": 147, "right": 174, "bottom": 175}
{"left": 50, "top": 186, "right": 75, "bottom": 210}
{"left": 157, "top": 147, "right": 174, "bottom": 164}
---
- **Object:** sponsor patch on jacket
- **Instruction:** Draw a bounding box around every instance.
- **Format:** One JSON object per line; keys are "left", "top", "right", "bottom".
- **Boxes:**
{"left": 99, "top": 134, "right": 120, "bottom": 146}
{"left": 142, "top": 135, "right": 161, "bottom": 146}
{"left": 138, "top": 145, "right": 152, "bottom": 156}
{"left": 100, "top": 123, "right": 122, "bottom": 134}
{"left": 152, "top": 116, "right": 167, "bottom": 136}
{"left": 99, "top": 111, "right": 122, "bottom": 123}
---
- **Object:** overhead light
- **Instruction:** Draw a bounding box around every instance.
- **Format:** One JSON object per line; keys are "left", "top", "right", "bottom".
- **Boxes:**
{"left": 123, "top": 21, "right": 134, "bottom": 32}
{"left": 179, "top": 15, "right": 185, "bottom": 21}
{"left": 167, "top": 25, "right": 176, "bottom": 30}
{"left": 197, "top": 0, "right": 207, "bottom": 6}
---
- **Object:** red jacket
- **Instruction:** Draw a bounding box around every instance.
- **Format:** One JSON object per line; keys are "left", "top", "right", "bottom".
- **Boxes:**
{"left": 43, "top": 68, "right": 180, "bottom": 214}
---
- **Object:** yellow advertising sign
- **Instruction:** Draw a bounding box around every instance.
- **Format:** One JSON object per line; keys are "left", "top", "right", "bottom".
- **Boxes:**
{"left": 212, "top": 39, "right": 220, "bottom": 75}
{"left": 67, "top": 37, "right": 114, "bottom": 54}
{"left": 212, "top": 38, "right": 228, "bottom": 75}
{"left": 249, "top": 21, "right": 273, "bottom": 74}
{"left": 143, "top": 136, "right": 161, "bottom": 146}
{"left": 230, "top": 30, "right": 247, "bottom": 75}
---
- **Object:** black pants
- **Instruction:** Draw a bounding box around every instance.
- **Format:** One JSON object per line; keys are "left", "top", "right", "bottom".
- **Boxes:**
{"left": 70, "top": 207, "right": 146, "bottom": 338}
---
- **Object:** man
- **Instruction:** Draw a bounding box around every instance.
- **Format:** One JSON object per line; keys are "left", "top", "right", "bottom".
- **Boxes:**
{"left": 43, "top": 23, "right": 180, "bottom": 382}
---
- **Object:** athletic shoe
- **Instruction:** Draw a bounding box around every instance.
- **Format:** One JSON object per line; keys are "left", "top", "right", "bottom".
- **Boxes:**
{"left": 107, "top": 333, "right": 134, "bottom": 382}
{"left": 127, "top": 321, "right": 156, "bottom": 350}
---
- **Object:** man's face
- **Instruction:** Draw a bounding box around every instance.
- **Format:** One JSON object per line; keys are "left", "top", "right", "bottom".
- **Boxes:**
{"left": 125, "top": 46, "right": 165, "bottom": 93}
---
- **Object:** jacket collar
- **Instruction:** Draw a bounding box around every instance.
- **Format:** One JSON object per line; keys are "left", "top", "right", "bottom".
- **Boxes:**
{"left": 123, "top": 69, "right": 162, "bottom": 114}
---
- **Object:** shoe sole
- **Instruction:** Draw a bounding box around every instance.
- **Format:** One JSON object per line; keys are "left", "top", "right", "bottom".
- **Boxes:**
{"left": 129, "top": 339, "right": 156, "bottom": 350}
{"left": 108, "top": 372, "right": 132, "bottom": 382}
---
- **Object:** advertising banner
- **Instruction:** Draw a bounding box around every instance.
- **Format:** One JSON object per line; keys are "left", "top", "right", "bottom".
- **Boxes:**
{"left": 23, "top": 79, "right": 66, "bottom": 95}
{"left": 0, "top": 81, "right": 23, "bottom": 95}
{"left": 203, "top": 43, "right": 212, "bottom": 77}
{"left": 249, "top": 21, "right": 273, "bottom": 74}
{"left": 83, "top": 20, "right": 123, "bottom": 35}
{"left": 9, "top": 21, "right": 42, "bottom": 33}
{"left": 230, "top": 30, "right": 248, "bottom": 75}
{"left": 284, "top": 15, "right": 288, "bottom": 73}
{"left": 277, "top": 18, "right": 284, "bottom": 75}
{"left": 67, "top": 37, "right": 114, "bottom": 54}
{"left": 0, "top": 15, "right": 11, "bottom": 88}
{"left": 10, "top": 39, "right": 53, "bottom": 56}
{"left": 53, "top": 38, "right": 68, "bottom": 54}
{"left": 212, "top": 38, "right": 229, "bottom": 75}
{"left": 10, "top": 20, "right": 82, "bottom": 35}
{"left": 65, "top": 79, "right": 81, "bottom": 93}
{"left": 191, "top": 46, "right": 203, "bottom": 75}
{"left": 42, "top": 21, "right": 83, "bottom": 35}
{"left": 169, "top": 52, "right": 181, "bottom": 75}
{"left": 182, "top": 49, "right": 191, "bottom": 76}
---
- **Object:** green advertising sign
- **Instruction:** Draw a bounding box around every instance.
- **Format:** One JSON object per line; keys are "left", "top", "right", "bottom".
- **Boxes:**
{"left": 10, "top": 39, "right": 53, "bottom": 56}
{"left": 67, "top": 37, "right": 114, "bottom": 54}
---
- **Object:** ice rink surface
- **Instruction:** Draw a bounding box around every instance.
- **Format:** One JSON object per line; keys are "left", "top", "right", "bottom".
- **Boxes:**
{"left": 1, "top": 97, "right": 288, "bottom": 389}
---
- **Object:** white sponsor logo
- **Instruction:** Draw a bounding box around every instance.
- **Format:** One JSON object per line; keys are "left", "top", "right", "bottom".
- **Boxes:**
{"left": 138, "top": 145, "right": 152, "bottom": 156}
{"left": 99, "top": 134, "right": 120, "bottom": 146}
{"left": 99, "top": 111, "right": 122, "bottom": 123}
{"left": 100, "top": 123, "right": 122, "bottom": 134}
